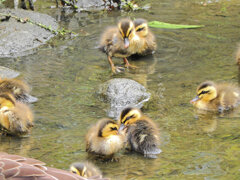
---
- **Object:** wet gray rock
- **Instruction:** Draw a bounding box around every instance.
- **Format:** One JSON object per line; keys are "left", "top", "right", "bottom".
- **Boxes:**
{"left": 0, "top": 66, "right": 20, "bottom": 78}
{"left": 97, "top": 78, "right": 151, "bottom": 120}
{"left": 0, "top": 9, "right": 58, "bottom": 57}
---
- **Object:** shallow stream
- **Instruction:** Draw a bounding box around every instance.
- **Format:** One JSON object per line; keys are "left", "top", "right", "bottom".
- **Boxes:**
{"left": 1, "top": 0, "right": 240, "bottom": 179}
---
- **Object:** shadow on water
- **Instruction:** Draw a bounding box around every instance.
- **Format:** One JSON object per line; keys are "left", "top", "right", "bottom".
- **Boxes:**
{"left": 1, "top": 0, "right": 240, "bottom": 179}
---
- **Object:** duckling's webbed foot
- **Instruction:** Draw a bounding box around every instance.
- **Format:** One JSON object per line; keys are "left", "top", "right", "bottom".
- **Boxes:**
{"left": 123, "top": 58, "right": 138, "bottom": 69}
{"left": 114, "top": 66, "right": 125, "bottom": 73}
{"left": 107, "top": 56, "right": 123, "bottom": 73}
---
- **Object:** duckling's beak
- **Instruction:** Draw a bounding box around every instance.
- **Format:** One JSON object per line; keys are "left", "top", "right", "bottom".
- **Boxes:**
{"left": 119, "top": 124, "right": 125, "bottom": 132}
{"left": 124, "top": 38, "right": 130, "bottom": 48}
{"left": 190, "top": 96, "right": 199, "bottom": 104}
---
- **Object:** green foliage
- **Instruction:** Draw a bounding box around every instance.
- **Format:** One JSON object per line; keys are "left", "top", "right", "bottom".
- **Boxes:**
{"left": 148, "top": 21, "right": 204, "bottom": 29}
{"left": 0, "top": 0, "right": 6, "bottom": 5}
{"left": 121, "top": 0, "right": 146, "bottom": 11}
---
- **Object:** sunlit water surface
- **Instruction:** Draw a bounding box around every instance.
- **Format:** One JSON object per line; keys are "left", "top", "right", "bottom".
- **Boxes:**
{"left": 1, "top": 0, "right": 240, "bottom": 179}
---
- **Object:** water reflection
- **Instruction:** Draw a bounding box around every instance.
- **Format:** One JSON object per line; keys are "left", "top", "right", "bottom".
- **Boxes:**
{"left": 0, "top": 136, "right": 34, "bottom": 156}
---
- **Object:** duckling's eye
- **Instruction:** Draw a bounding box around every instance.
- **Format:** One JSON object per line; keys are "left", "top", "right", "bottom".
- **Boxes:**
{"left": 72, "top": 170, "right": 77, "bottom": 174}
{"left": 111, "top": 127, "right": 117, "bottom": 131}
{"left": 136, "top": 27, "right": 145, "bottom": 32}
{"left": 126, "top": 115, "right": 134, "bottom": 121}
{"left": 199, "top": 90, "right": 209, "bottom": 95}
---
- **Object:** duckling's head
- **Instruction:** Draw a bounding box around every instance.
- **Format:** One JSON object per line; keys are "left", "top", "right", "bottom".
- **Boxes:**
{"left": 134, "top": 18, "right": 149, "bottom": 37}
{"left": 70, "top": 163, "right": 88, "bottom": 177}
{"left": 190, "top": 81, "right": 217, "bottom": 104}
{"left": 119, "top": 107, "right": 142, "bottom": 130}
{"left": 0, "top": 93, "right": 15, "bottom": 109}
{"left": 98, "top": 119, "right": 119, "bottom": 137}
{"left": 70, "top": 162, "right": 100, "bottom": 178}
{"left": 118, "top": 19, "right": 135, "bottom": 48}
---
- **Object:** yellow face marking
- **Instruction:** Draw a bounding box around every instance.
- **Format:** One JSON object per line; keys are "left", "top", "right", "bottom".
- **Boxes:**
{"left": 121, "top": 109, "right": 141, "bottom": 125}
{"left": 135, "top": 23, "right": 147, "bottom": 31}
{"left": 81, "top": 166, "right": 87, "bottom": 177}
{"left": 197, "top": 86, "right": 217, "bottom": 101}
{"left": 118, "top": 23, "right": 125, "bottom": 39}
{"left": 70, "top": 166, "right": 81, "bottom": 176}
{"left": 118, "top": 21, "right": 134, "bottom": 39}
{"left": 101, "top": 123, "right": 119, "bottom": 137}
{"left": 0, "top": 97, "right": 14, "bottom": 109}
{"left": 0, "top": 114, "right": 10, "bottom": 129}
{"left": 126, "top": 22, "right": 134, "bottom": 37}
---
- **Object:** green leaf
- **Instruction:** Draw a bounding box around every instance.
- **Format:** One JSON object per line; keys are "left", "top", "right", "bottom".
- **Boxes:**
{"left": 148, "top": 21, "right": 204, "bottom": 29}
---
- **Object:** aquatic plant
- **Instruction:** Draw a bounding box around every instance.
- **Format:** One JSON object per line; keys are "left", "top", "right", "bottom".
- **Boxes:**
{"left": 148, "top": 21, "right": 204, "bottom": 29}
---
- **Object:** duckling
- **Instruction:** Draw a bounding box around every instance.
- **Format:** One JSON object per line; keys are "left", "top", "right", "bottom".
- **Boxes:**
{"left": 132, "top": 18, "right": 157, "bottom": 56}
{"left": 99, "top": 19, "right": 138, "bottom": 73}
{"left": 190, "top": 81, "right": 240, "bottom": 112}
{"left": 235, "top": 44, "right": 240, "bottom": 66}
{"left": 70, "top": 162, "right": 102, "bottom": 178}
{"left": 0, "top": 152, "right": 106, "bottom": 180}
{"left": 0, "top": 78, "right": 38, "bottom": 103}
{"left": 119, "top": 107, "right": 161, "bottom": 158}
{"left": 0, "top": 93, "right": 34, "bottom": 136}
{"left": 86, "top": 118, "right": 124, "bottom": 159}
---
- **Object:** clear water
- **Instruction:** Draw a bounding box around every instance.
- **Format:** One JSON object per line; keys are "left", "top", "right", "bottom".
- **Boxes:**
{"left": 1, "top": 0, "right": 240, "bottom": 179}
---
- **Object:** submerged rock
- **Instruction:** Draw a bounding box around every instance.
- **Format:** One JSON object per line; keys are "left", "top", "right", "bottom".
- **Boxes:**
{"left": 0, "top": 9, "right": 58, "bottom": 57}
{"left": 0, "top": 66, "right": 20, "bottom": 79}
{"left": 97, "top": 78, "right": 151, "bottom": 119}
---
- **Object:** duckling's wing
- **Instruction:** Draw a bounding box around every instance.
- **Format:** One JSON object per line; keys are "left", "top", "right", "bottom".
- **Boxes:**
{"left": 219, "top": 86, "right": 240, "bottom": 110}
{"left": 128, "top": 120, "right": 161, "bottom": 156}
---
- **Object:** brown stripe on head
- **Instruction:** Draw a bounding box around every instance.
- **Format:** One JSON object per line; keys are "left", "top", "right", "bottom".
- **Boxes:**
{"left": 118, "top": 19, "right": 134, "bottom": 38}
{"left": 197, "top": 81, "right": 215, "bottom": 92}
{"left": 120, "top": 107, "right": 133, "bottom": 121}
{"left": 134, "top": 18, "right": 147, "bottom": 28}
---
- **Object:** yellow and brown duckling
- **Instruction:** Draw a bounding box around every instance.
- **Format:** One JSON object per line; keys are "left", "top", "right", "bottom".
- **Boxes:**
{"left": 86, "top": 118, "right": 124, "bottom": 159}
{"left": 133, "top": 18, "right": 157, "bottom": 56}
{"left": 99, "top": 18, "right": 138, "bottom": 73}
{"left": 119, "top": 107, "right": 161, "bottom": 158}
{"left": 70, "top": 162, "right": 102, "bottom": 178}
{"left": 0, "top": 152, "right": 106, "bottom": 180}
{"left": 0, "top": 78, "right": 38, "bottom": 103}
{"left": 190, "top": 81, "right": 240, "bottom": 112}
{"left": 0, "top": 93, "right": 34, "bottom": 136}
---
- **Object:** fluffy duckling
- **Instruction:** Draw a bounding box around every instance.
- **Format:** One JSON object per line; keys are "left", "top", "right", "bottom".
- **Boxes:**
{"left": 70, "top": 162, "right": 102, "bottom": 178}
{"left": 0, "top": 78, "right": 38, "bottom": 103}
{"left": 190, "top": 81, "right": 240, "bottom": 112}
{"left": 99, "top": 19, "right": 138, "bottom": 73}
{"left": 119, "top": 107, "right": 161, "bottom": 158}
{"left": 86, "top": 118, "right": 124, "bottom": 159}
{"left": 0, "top": 93, "right": 34, "bottom": 136}
{"left": 133, "top": 18, "right": 157, "bottom": 56}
